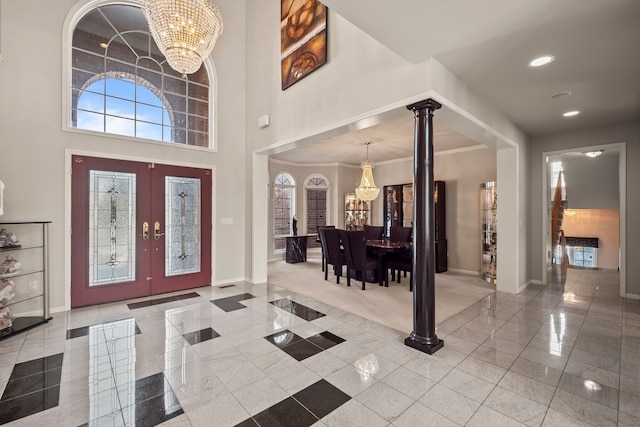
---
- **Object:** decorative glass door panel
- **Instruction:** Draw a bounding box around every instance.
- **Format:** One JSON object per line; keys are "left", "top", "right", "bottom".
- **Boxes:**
{"left": 72, "top": 156, "right": 211, "bottom": 307}
{"left": 165, "top": 176, "right": 201, "bottom": 276}
{"left": 89, "top": 170, "right": 137, "bottom": 286}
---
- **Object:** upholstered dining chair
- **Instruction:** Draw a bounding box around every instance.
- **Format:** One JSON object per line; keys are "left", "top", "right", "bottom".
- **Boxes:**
{"left": 345, "top": 230, "right": 382, "bottom": 290}
{"left": 317, "top": 225, "right": 335, "bottom": 272}
{"left": 363, "top": 224, "right": 384, "bottom": 241}
{"left": 387, "top": 226, "right": 413, "bottom": 289}
{"left": 321, "top": 228, "right": 345, "bottom": 283}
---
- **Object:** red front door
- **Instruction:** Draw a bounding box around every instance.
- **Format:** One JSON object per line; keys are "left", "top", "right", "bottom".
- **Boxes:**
{"left": 71, "top": 155, "right": 212, "bottom": 307}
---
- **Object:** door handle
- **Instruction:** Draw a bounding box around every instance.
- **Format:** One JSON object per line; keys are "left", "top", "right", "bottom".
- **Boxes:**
{"left": 142, "top": 221, "right": 149, "bottom": 240}
{"left": 154, "top": 221, "right": 165, "bottom": 240}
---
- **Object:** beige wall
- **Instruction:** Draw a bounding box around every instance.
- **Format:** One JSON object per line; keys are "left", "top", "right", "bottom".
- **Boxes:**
{"left": 562, "top": 209, "right": 620, "bottom": 269}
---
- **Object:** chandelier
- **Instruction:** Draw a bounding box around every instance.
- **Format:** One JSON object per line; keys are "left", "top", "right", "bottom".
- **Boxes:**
{"left": 143, "top": 0, "right": 223, "bottom": 75}
{"left": 355, "top": 140, "right": 380, "bottom": 201}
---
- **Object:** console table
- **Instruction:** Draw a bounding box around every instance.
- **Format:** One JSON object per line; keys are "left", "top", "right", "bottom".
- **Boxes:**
{"left": 285, "top": 235, "right": 314, "bottom": 263}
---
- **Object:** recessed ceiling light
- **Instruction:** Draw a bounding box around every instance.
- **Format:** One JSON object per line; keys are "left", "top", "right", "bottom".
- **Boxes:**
{"left": 529, "top": 55, "right": 555, "bottom": 67}
{"left": 99, "top": 42, "right": 108, "bottom": 49}
{"left": 563, "top": 110, "right": 580, "bottom": 117}
{"left": 552, "top": 91, "right": 572, "bottom": 99}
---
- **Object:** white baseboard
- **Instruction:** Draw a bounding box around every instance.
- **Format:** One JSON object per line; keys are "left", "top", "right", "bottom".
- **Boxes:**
{"left": 625, "top": 293, "right": 640, "bottom": 300}
{"left": 516, "top": 281, "right": 531, "bottom": 293}
{"left": 446, "top": 268, "right": 480, "bottom": 276}
{"left": 50, "top": 305, "right": 66, "bottom": 314}
{"left": 213, "top": 277, "right": 246, "bottom": 287}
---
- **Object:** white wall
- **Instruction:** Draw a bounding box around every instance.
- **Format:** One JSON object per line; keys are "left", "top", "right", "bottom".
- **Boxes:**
{"left": 529, "top": 120, "right": 640, "bottom": 296}
{"left": 0, "top": 0, "right": 248, "bottom": 310}
{"left": 563, "top": 155, "right": 619, "bottom": 209}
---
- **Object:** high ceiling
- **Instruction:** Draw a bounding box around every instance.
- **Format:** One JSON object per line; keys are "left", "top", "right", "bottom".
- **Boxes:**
{"left": 271, "top": 0, "right": 640, "bottom": 165}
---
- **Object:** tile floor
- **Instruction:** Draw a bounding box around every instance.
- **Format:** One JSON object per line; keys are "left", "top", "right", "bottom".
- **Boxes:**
{"left": 0, "top": 267, "right": 638, "bottom": 426}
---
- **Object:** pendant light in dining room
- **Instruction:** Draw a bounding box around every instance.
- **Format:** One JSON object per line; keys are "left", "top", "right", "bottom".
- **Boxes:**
{"left": 143, "top": 0, "right": 223, "bottom": 75}
{"left": 355, "top": 139, "right": 380, "bottom": 201}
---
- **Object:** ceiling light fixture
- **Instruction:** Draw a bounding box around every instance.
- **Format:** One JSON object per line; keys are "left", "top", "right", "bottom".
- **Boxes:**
{"left": 552, "top": 91, "right": 572, "bottom": 99}
{"left": 99, "top": 42, "right": 108, "bottom": 49}
{"left": 563, "top": 110, "right": 580, "bottom": 117}
{"left": 529, "top": 55, "right": 555, "bottom": 67}
{"left": 585, "top": 150, "right": 603, "bottom": 158}
{"left": 355, "top": 140, "right": 380, "bottom": 201}
{"left": 143, "top": 0, "right": 223, "bottom": 75}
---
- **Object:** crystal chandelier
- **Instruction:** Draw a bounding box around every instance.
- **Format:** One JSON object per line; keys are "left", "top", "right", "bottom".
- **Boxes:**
{"left": 355, "top": 141, "right": 380, "bottom": 201}
{"left": 143, "top": 0, "right": 223, "bottom": 75}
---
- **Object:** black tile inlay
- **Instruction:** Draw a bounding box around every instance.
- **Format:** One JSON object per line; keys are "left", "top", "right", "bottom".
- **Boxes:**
{"left": 127, "top": 292, "right": 200, "bottom": 309}
{"left": 270, "top": 298, "right": 325, "bottom": 321}
{"left": 1, "top": 368, "right": 62, "bottom": 401}
{"left": 183, "top": 327, "right": 220, "bottom": 345}
{"left": 116, "top": 372, "right": 169, "bottom": 404}
{"left": 252, "top": 396, "right": 317, "bottom": 427}
{"left": 66, "top": 319, "right": 141, "bottom": 340}
{"left": 218, "top": 284, "right": 235, "bottom": 289}
{"left": 264, "top": 330, "right": 304, "bottom": 349}
{"left": 8, "top": 353, "right": 63, "bottom": 381}
{"left": 211, "top": 293, "right": 256, "bottom": 312}
{"left": 306, "top": 331, "right": 345, "bottom": 350}
{"left": 293, "top": 379, "right": 350, "bottom": 419}
{"left": 234, "top": 418, "right": 260, "bottom": 427}
{"left": 0, "top": 354, "right": 64, "bottom": 424}
{"left": 280, "top": 339, "right": 323, "bottom": 361}
{"left": 126, "top": 391, "right": 184, "bottom": 427}
{"left": 0, "top": 386, "right": 60, "bottom": 425}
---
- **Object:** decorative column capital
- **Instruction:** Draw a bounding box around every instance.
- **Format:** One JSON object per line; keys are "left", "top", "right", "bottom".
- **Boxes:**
{"left": 406, "top": 98, "right": 442, "bottom": 114}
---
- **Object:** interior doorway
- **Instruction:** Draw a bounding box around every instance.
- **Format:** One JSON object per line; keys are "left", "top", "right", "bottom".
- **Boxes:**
{"left": 542, "top": 143, "right": 626, "bottom": 295}
{"left": 71, "top": 155, "right": 212, "bottom": 307}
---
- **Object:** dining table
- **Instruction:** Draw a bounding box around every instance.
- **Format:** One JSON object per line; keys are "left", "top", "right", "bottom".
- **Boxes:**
{"left": 366, "top": 239, "right": 412, "bottom": 286}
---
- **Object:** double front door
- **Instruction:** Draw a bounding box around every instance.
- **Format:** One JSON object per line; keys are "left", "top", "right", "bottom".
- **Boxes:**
{"left": 71, "top": 156, "right": 212, "bottom": 307}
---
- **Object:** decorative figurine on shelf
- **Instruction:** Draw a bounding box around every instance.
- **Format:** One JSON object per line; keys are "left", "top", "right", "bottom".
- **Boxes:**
{"left": 0, "top": 306, "right": 12, "bottom": 331}
{"left": 0, "top": 229, "right": 20, "bottom": 249}
{"left": 292, "top": 215, "right": 298, "bottom": 236}
{"left": 0, "top": 256, "right": 21, "bottom": 276}
{"left": 0, "top": 279, "right": 16, "bottom": 305}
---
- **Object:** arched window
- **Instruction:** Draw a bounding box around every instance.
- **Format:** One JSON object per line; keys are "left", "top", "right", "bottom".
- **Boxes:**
{"left": 70, "top": 3, "right": 211, "bottom": 147}
{"left": 304, "top": 175, "right": 329, "bottom": 248}
{"left": 274, "top": 173, "right": 296, "bottom": 250}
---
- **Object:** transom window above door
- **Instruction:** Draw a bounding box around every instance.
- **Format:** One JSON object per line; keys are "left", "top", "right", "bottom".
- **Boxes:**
{"left": 70, "top": 3, "right": 212, "bottom": 148}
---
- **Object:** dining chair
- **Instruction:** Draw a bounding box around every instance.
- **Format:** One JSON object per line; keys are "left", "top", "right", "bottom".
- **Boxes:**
{"left": 322, "top": 228, "right": 345, "bottom": 283}
{"left": 317, "top": 225, "right": 335, "bottom": 272}
{"left": 347, "top": 230, "right": 382, "bottom": 290}
{"left": 363, "top": 224, "right": 384, "bottom": 240}
{"left": 388, "top": 226, "right": 413, "bottom": 289}
{"left": 390, "top": 226, "right": 412, "bottom": 242}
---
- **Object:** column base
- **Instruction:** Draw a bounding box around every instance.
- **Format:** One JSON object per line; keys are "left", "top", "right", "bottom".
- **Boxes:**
{"left": 404, "top": 336, "right": 444, "bottom": 354}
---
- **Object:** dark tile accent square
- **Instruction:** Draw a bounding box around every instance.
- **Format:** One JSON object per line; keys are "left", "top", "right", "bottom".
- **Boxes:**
{"left": 280, "top": 339, "right": 323, "bottom": 361}
{"left": 212, "top": 299, "right": 246, "bottom": 312}
{"left": 8, "top": 353, "right": 64, "bottom": 382}
{"left": 127, "top": 292, "right": 199, "bottom": 309}
{"left": 183, "top": 327, "right": 220, "bottom": 345}
{"left": 252, "top": 396, "right": 317, "bottom": 427}
{"left": 211, "top": 293, "right": 255, "bottom": 312}
{"left": 0, "top": 386, "right": 60, "bottom": 425}
{"left": 124, "top": 390, "right": 183, "bottom": 427}
{"left": 293, "top": 379, "right": 350, "bottom": 419}
{"left": 65, "top": 325, "right": 90, "bottom": 340}
{"left": 174, "top": 292, "right": 200, "bottom": 300}
{"left": 233, "top": 418, "right": 259, "bottom": 427}
{"left": 229, "top": 293, "right": 255, "bottom": 302}
{"left": 1, "top": 369, "right": 62, "bottom": 401}
{"left": 270, "top": 299, "right": 325, "bottom": 321}
{"left": 116, "top": 373, "right": 169, "bottom": 405}
{"left": 307, "top": 331, "right": 345, "bottom": 350}
{"left": 264, "top": 330, "right": 304, "bottom": 349}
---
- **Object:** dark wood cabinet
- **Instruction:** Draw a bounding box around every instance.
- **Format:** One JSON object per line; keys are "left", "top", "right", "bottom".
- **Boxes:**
{"left": 383, "top": 181, "right": 447, "bottom": 272}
